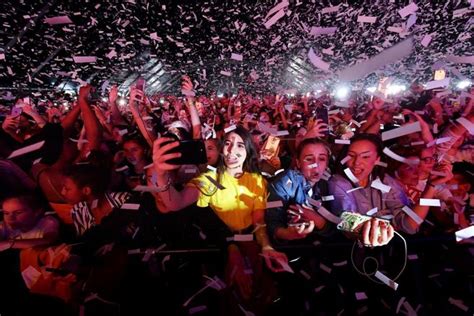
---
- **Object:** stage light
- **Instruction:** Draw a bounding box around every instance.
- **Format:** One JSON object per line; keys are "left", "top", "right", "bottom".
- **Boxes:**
{"left": 386, "top": 84, "right": 406, "bottom": 95}
{"left": 457, "top": 80, "right": 471, "bottom": 90}
{"left": 334, "top": 85, "right": 351, "bottom": 100}
{"left": 117, "top": 98, "right": 127, "bottom": 106}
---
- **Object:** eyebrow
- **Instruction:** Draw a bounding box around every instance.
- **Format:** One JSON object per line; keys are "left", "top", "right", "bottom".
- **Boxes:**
{"left": 348, "top": 150, "right": 372, "bottom": 154}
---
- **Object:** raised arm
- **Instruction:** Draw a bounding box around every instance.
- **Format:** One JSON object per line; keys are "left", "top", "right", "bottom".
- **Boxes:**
{"left": 149, "top": 137, "right": 200, "bottom": 212}
{"left": 78, "top": 85, "right": 102, "bottom": 151}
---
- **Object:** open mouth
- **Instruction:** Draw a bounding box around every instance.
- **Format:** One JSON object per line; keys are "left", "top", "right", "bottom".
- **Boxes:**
{"left": 225, "top": 156, "right": 239, "bottom": 164}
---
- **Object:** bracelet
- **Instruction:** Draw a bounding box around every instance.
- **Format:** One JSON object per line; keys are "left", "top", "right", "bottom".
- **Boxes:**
{"left": 154, "top": 177, "right": 172, "bottom": 192}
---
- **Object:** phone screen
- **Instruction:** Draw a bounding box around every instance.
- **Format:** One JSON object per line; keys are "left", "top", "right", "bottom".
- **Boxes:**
{"left": 167, "top": 139, "right": 207, "bottom": 165}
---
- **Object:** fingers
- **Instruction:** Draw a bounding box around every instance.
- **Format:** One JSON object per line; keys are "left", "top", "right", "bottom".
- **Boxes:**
{"left": 361, "top": 218, "right": 371, "bottom": 246}
{"left": 379, "top": 220, "right": 388, "bottom": 245}
{"left": 369, "top": 218, "right": 379, "bottom": 246}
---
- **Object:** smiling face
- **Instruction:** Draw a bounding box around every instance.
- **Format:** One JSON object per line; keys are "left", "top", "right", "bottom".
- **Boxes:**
{"left": 346, "top": 140, "right": 380, "bottom": 182}
{"left": 297, "top": 143, "right": 329, "bottom": 186}
{"left": 223, "top": 132, "right": 247, "bottom": 171}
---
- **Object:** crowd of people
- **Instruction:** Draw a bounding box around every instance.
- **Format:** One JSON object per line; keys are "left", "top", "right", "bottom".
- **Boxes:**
{"left": 0, "top": 76, "right": 473, "bottom": 315}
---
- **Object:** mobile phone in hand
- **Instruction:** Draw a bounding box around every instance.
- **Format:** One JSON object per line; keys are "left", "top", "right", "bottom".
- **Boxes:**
{"left": 166, "top": 139, "right": 208, "bottom": 165}
{"left": 337, "top": 212, "right": 390, "bottom": 234}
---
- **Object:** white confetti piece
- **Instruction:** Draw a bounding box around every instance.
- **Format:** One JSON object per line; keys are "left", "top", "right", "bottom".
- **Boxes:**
{"left": 355, "top": 292, "right": 368, "bottom": 300}
{"left": 0, "top": 53, "right": 5, "bottom": 61}
{"left": 338, "top": 37, "right": 413, "bottom": 81}
{"left": 310, "top": 26, "right": 337, "bottom": 36}
{"left": 121, "top": 203, "right": 140, "bottom": 210}
{"left": 424, "top": 78, "right": 450, "bottom": 90}
{"left": 307, "top": 197, "right": 322, "bottom": 208}
{"left": 276, "top": 130, "right": 289, "bottom": 136}
{"left": 321, "top": 195, "right": 334, "bottom": 201}
{"left": 344, "top": 168, "right": 359, "bottom": 184}
{"left": 21, "top": 266, "right": 42, "bottom": 289}
{"left": 371, "top": 178, "right": 391, "bottom": 193}
{"left": 321, "top": 5, "right": 339, "bottom": 14}
{"left": 420, "top": 35, "right": 432, "bottom": 47}
{"left": 207, "top": 165, "right": 217, "bottom": 172}
{"left": 456, "top": 117, "right": 474, "bottom": 135}
{"left": 381, "top": 121, "right": 421, "bottom": 141}
{"left": 333, "top": 260, "right": 347, "bottom": 267}
{"left": 357, "top": 15, "right": 377, "bottom": 24}
{"left": 383, "top": 147, "right": 419, "bottom": 165}
{"left": 398, "top": 3, "right": 418, "bottom": 18}
{"left": 299, "top": 270, "right": 311, "bottom": 280}
{"left": 335, "top": 139, "right": 351, "bottom": 144}
{"left": 347, "top": 187, "right": 363, "bottom": 193}
{"left": 366, "top": 207, "right": 378, "bottom": 216}
{"left": 308, "top": 48, "right": 330, "bottom": 71}
{"left": 266, "top": 200, "right": 283, "bottom": 209}
{"left": 308, "top": 163, "right": 318, "bottom": 169}
{"left": 8, "top": 141, "right": 45, "bottom": 159}
{"left": 264, "top": 9, "right": 286, "bottom": 29}
{"left": 448, "top": 297, "right": 469, "bottom": 312}
{"left": 233, "top": 234, "right": 253, "bottom": 242}
{"left": 419, "top": 198, "right": 441, "bottom": 207}
{"left": 230, "top": 53, "right": 243, "bottom": 61}
{"left": 115, "top": 165, "right": 129, "bottom": 172}
{"left": 72, "top": 56, "right": 97, "bottom": 63}
{"left": 455, "top": 225, "right": 474, "bottom": 242}
{"left": 319, "top": 263, "right": 332, "bottom": 274}
{"left": 375, "top": 270, "right": 399, "bottom": 290}
{"left": 189, "top": 305, "right": 208, "bottom": 315}
{"left": 446, "top": 55, "right": 474, "bottom": 64}
{"left": 44, "top": 15, "right": 73, "bottom": 25}
{"left": 224, "top": 125, "right": 237, "bottom": 133}
{"left": 402, "top": 206, "right": 424, "bottom": 225}
{"left": 340, "top": 156, "right": 351, "bottom": 165}
{"left": 220, "top": 70, "right": 232, "bottom": 77}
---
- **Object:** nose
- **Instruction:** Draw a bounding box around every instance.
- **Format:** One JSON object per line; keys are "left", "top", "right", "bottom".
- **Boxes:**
{"left": 352, "top": 155, "right": 361, "bottom": 167}
{"left": 227, "top": 143, "right": 234, "bottom": 154}
{"left": 61, "top": 187, "right": 67, "bottom": 197}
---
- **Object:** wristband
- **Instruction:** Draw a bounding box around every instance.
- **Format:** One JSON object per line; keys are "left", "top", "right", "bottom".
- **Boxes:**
{"left": 154, "top": 177, "right": 172, "bottom": 192}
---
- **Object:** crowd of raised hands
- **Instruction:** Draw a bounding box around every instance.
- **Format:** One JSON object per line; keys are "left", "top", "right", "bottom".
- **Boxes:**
{"left": 0, "top": 76, "right": 473, "bottom": 314}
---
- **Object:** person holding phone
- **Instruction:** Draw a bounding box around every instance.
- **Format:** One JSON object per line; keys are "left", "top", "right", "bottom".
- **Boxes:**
{"left": 329, "top": 133, "right": 437, "bottom": 235}
{"left": 150, "top": 125, "right": 288, "bottom": 304}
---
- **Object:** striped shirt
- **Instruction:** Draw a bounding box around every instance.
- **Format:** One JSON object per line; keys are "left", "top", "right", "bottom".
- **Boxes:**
{"left": 71, "top": 192, "right": 131, "bottom": 236}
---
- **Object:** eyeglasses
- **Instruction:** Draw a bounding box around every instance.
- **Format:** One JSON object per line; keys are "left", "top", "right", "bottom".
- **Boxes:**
{"left": 420, "top": 156, "right": 437, "bottom": 164}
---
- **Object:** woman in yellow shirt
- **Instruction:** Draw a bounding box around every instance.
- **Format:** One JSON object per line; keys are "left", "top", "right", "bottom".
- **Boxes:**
{"left": 150, "top": 125, "right": 288, "bottom": 301}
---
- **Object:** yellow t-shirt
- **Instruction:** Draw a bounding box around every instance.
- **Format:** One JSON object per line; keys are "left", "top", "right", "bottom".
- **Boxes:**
{"left": 188, "top": 171, "right": 267, "bottom": 232}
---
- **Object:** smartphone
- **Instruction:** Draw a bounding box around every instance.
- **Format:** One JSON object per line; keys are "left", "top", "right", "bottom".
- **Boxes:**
{"left": 337, "top": 212, "right": 390, "bottom": 234}
{"left": 11, "top": 107, "right": 22, "bottom": 117}
{"left": 87, "top": 87, "right": 101, "bottom": 104}
{"left": 261, "top": 135, "right": 280, "bottom": 160}
{"left": 315, "top": 106, "right": 329, "bottom": 125}
{"left": 136, "top": 77, "right": 146, "bottom": 92}
{"left": 166, "top": 139, "right": 207, "bottom": 165}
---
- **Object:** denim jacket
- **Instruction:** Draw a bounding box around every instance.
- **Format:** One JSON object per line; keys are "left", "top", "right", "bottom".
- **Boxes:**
{"left": 265, "top": 169, "right": 333, "bottom": 242}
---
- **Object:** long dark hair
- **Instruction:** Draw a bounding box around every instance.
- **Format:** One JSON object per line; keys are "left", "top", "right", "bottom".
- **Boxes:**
{"left": 217, "top": 125, "right": 260, "bottom": 182}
